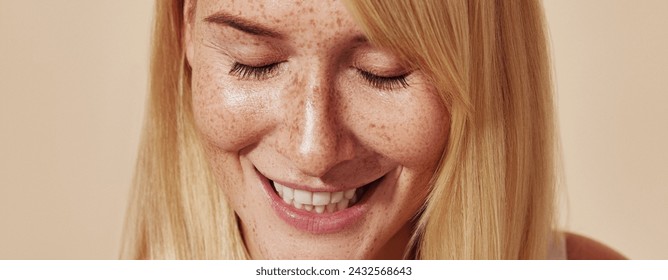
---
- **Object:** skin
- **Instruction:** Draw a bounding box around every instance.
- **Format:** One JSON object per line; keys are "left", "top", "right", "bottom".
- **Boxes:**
{"left": 565, "top": 233, "right": 627, "bottom": 260}
{"left": 184, "top": 0, "right": 449, "bottom": 259}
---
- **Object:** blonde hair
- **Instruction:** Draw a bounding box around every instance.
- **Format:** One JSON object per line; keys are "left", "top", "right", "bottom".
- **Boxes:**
{"left": 122, "top": 0, "right": 557, "bottom": 259}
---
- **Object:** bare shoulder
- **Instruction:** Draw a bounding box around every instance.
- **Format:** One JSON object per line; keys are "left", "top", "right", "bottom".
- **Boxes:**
{"left": 565, "top": 232, "right": 627, "bottom": 260}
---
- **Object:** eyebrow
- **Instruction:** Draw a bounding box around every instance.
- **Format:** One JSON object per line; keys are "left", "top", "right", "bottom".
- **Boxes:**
{"left": 204, "top": 11, "right": 284, "bottom": 39}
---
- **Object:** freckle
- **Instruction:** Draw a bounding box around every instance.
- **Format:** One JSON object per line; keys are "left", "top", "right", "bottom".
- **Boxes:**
{"left": 336, "top": 17, "right": 342, "bottom": 27}
{"left": 370, "top": 124, "right": 376, "bottom": 128}
{"left": 382, "top": 134, "right": 391, "bottom": 142}
{"left": 309, "top": 7, "right": 314, "bottom": 12}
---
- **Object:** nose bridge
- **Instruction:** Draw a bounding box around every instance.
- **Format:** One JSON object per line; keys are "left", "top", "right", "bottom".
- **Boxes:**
{"left": 285, "top": 66, "right": 351, "bottom": 177}
{"left": 299, "top": 95, "right": 326, "bottom": 156}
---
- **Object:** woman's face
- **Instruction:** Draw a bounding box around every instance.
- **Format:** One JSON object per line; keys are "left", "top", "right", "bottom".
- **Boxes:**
{"left": 185, "top": 0, "right": 449, "bottom": 259}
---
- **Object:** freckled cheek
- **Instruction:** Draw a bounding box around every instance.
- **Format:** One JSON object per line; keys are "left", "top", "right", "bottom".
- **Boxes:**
{"left": 191, "top": 68, "right": 275, "bottom": 152}
{"left": 354, "top": 97, "right": 449, "bottom": 168}
{"left": 403, "top": 105, "right": 450, "bottom": 167}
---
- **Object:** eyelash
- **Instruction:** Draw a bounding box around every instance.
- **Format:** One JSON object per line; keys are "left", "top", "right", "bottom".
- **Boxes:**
{"left": 229, "top": 62, "right": 280, "bottom": 80}
{"left": 229, "top": 62, "right": 410, "bottom": 90}
{"left": 358, "top": 70, "right": 409, "bottom": 91}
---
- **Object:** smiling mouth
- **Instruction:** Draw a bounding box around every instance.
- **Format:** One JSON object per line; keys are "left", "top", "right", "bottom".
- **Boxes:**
{"left": 269, "top": 177, "right": 381, "bottom": 214}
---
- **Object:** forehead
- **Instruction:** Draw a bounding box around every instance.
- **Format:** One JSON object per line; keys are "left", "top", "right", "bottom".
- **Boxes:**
{"left": 196, "top": 0, "right": 363, "bottom": 40}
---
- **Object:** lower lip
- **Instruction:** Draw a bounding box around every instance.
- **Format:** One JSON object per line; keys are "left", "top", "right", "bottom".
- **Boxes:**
{"left": 256, "top": 169, "right": 371, "bottom": 234}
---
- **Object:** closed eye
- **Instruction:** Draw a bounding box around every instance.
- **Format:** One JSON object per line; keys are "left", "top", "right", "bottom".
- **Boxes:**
{"left": 358, "top": 69, "right": 410, "bottom": 91}
{"left": 229, "top": 62, "right": 281, "bottom": 80}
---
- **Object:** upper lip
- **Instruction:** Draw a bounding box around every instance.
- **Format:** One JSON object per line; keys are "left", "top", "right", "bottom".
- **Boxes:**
{"left": 257, "top": 169, "right": 382, "bottom": 193}
{"left": 271, "top": 178, "right": 355, "bottom": 193}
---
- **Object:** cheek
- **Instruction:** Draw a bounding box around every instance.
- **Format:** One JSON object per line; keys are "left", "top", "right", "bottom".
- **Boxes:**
{"left": 191, "top": 64, "right": 275, "bottom": 152}
{"left": 347, "top": 91, "right": 449, "bottom": 169}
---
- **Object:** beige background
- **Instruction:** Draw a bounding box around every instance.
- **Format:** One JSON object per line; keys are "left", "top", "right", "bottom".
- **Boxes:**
{"left": 0, "top": 0, "right": 666, "bottom": 259}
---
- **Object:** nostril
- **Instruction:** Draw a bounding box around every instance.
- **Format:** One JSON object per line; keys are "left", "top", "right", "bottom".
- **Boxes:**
{"left": 294, "top": 153, "right": 337, "bottom": 178}
{"left": 292, "top": 131, "right": 356, "bottom": 178}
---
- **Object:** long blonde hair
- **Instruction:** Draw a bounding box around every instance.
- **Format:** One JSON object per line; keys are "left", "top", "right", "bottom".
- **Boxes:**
{"left": 122, "top": 0, "right": 557, "bottom": 259}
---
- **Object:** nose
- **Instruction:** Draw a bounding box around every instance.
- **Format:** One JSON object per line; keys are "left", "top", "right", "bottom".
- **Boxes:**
{"left": 282, "top": 73, "right": 354, "bottom": 178}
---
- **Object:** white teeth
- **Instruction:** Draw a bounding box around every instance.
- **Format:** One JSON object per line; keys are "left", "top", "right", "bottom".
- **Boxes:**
{"left": 282, "top": 185, "right": 294, "bottom": 201}
{"left": 293, "top": 189, "right": 312, "bottom": 205}
{"left": 274, "top": 184, "right": 283, "bottom": 196}
{"left": 273, "top": 182, "right": 362, "bottom": 214}
{"left": 312, "top": 192, "right": 331, "bottom": 206}
{"left": 344, "top": 189, "right": 355, "bottom": 199}
{"left": 331, "top": 191, "right": 343, "bottom": 203}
